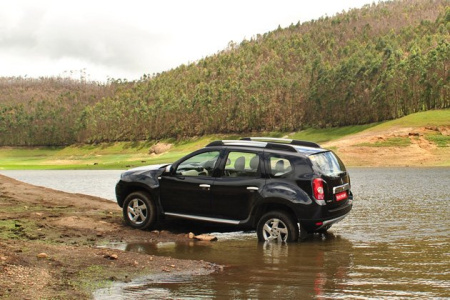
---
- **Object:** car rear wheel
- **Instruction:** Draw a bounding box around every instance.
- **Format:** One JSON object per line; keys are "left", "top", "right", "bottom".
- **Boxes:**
{"left": 123, "top": 192, "right": 156, "bottom": 230}
{"left": 257, "top": 211, "right": 299, "bottom": 242}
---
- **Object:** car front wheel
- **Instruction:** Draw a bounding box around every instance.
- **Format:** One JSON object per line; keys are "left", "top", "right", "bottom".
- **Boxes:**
{"left": 257, "top": 211, "right": 299, "bottom": 242}
{"left": 123, "top": 191, "right": 156, "bottom": 230}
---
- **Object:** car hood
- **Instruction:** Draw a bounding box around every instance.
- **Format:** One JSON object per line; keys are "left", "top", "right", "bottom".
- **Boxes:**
{"left": 120, "top": 163, "right": 170, "bottom": 178}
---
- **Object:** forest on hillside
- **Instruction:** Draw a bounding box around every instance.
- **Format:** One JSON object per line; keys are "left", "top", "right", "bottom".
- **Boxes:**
{"left": 0, "top": 0, "right": 449, "bottom": 146}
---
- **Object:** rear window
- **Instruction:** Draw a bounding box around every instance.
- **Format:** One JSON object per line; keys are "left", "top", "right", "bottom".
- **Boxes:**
{"left": 309, "top": 151, "right": 346, "bottom": 176}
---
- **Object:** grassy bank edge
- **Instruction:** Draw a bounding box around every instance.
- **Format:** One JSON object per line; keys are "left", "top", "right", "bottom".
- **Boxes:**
{"left": 1, "top": 109, "right": 449, "bottom": 170}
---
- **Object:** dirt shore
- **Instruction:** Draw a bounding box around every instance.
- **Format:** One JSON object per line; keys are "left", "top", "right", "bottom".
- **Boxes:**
{"left": 324, "top": 126, "right": 450, "bottom": 167}
{"left": 0, "top": 175, "right": 220, "bottom": 299}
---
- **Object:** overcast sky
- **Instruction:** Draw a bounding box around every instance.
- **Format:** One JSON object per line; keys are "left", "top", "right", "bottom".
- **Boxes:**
{"left": 0, "top": 0, "right": 381, "bottom": 82}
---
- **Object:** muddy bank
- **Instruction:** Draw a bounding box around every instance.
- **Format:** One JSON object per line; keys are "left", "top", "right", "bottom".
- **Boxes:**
{"left": 0, "top": 175, "right": 220, "bottom": 299}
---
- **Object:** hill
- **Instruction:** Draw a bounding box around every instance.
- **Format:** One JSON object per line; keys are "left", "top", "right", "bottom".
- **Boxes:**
{"left": 0, "top": 0, "right": 449, "bottom": 146}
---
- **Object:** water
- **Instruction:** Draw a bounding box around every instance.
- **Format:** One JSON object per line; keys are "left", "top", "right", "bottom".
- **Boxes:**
{"left": 0, "top": 170, "right": 122, "bottom": 200}
{"left": 1, "top": 168, "right": 449, "bottom": 299}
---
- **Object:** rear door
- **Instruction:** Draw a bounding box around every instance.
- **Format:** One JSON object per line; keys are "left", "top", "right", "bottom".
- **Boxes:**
{"left": 210, "top": 150, "right": 264, "bottom": 221}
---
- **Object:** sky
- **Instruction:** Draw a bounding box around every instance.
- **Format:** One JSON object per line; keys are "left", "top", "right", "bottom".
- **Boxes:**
{"left": 0, "top": 0, "right": 381, "bottom": 82}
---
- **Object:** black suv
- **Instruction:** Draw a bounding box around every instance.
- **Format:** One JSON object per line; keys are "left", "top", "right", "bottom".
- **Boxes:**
{"left": 115, "top": 137, "right": 353, "bottom": 242}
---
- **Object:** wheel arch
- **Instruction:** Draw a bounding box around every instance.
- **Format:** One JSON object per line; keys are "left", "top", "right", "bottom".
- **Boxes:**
{"left": 252, "top": 198, "right": 299, "bottom": 228}
{"left": 116, "top": 181, "right": 159, "bottom": 208}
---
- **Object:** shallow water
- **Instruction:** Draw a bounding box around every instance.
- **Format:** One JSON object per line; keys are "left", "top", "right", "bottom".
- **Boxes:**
{"left": 2, "top": 168, "right": 450, "bottom": 299}
{"left": 0, "top": 170, "right": 121, "bottom": 200}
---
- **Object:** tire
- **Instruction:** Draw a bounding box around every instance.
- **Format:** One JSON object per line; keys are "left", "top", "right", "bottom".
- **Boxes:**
{"left": 257, "top": 211, "right": 299, "bottom": 242}
{"left": 122, "top": 191, "right": 156, "bottom": 230}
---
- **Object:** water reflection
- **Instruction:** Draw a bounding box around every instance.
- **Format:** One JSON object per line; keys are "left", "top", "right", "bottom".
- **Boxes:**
{"left": 97, "top": 233, "right": 354, "bottom": 299}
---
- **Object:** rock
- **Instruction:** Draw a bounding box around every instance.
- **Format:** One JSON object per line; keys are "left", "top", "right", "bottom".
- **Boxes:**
{"left": 194, "top": 234, "right": 218, "bottom": 242}
{"left": 37, "top": 253, "right": 48, "bottom": 259}
{"left": 104, "top": 254, "right": 118, "bottom": 260}
{"left": 149, "top": 143, "right": 172, "bottom": 154}
{"left": 439, "top": 126, "right": 450, "bottom": 136}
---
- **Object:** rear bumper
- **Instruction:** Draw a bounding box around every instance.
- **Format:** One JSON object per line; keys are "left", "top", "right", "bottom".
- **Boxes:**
{"left": 300, "top": 200, "right": 352, "bottom": 232}
{"left": 316, "top": 212, "right": 350, "bottom": 230}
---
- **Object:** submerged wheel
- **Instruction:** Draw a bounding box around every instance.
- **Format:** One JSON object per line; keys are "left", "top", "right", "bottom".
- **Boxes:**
{"left": 122, "top": 191, "right": 156, "bottom": 230}
{"left": 257, "top": 211, "right": 299, "bottom": 243}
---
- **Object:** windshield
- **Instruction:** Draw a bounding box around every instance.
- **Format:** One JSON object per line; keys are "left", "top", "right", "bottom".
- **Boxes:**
{"left": 309, "top": 151, "right": 346, "bottom": 176}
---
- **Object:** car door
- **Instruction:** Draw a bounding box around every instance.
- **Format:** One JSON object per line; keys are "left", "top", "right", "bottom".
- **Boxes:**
{"left": 159, "top": 150, "right": 220, "bottom": 216}
{"left": 210, "top": 150, "right": 265, "bottom": 221}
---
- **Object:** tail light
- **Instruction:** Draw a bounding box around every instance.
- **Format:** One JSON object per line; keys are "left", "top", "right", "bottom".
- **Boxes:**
{"left": 313, "top": 178, "right": 326, "bottom": 205}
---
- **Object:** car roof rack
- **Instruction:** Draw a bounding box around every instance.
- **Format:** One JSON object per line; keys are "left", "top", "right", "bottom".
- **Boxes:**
{"left": 240, "top": 137, "right": 321, "bottom": 148}
{"left": 206, "top": 137, "right": 321, "bottom": 153}
{"left": 207, "top": 140, "right": 297, "bottom": 152}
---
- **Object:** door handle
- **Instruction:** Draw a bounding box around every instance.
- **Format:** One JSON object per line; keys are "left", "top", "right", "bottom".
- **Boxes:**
{"left": 199, "top": 184, "right": 211, "bottom": 190}
{"left": 247, "top": 186, "right": 259, "bottom": 192}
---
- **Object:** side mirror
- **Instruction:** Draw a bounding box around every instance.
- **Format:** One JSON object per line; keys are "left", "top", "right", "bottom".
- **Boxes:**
{"left": 165, "top": 164, "right": 173, "bottom": 174}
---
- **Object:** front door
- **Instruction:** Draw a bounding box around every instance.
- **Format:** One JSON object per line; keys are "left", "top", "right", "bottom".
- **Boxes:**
{"left": 160, "top": 150, "right": 220, "bottom": 216}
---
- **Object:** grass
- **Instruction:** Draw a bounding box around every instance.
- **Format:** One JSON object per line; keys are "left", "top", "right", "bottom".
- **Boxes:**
{"left": 75, "top": 265, "right": 113, "bottom": 292}
{"left": 356, "top": 137, "right": 412, "bottom": 147}
{"left": 288, "top": 123, "right": 378, "bottom": 143}
{"left": 0, "top": 109, "right": 448, "bottom": 170}
{"left": 366, "top": 109, "right": 450, "bottom": 130}
{"left": 0, "top": 220, "right": 38, "bottom": 240}
{"left": 425, "top": 134, "right": 450, "bottom": 147}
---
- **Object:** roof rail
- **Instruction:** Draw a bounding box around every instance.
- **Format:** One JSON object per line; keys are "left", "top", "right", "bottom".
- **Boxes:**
{"left": 240, "top": 137, "right": 320, "bottom": 148}
{"left": 206, "top": 140, "right": 267, "bottom": 148}
{"left": 206, "top": 139, "right": 298, "bottom": 152}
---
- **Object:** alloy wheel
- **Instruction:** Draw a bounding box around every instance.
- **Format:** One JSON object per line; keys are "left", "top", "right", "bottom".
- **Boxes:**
{"left": 126, "top": 198, "right": 148, "bottom": 225}
{"left": 262, "top": 218, "right": 289, "bottom": 242}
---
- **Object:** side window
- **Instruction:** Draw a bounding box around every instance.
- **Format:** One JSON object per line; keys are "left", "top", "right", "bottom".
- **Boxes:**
{"left": 269, "top": 156, "right": 293, "bottom": 178}
{"left": 224, "top": 151, "right": 260, "bottom": 178}
{"left": 175, "top": 151, "right": 219, "bottom": 177}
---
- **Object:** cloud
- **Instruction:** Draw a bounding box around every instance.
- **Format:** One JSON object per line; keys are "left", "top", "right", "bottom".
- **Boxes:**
{"left": 0, "top": 3, "right": 44, "bottom": 51}
{"left": 0, "top": 1, "right": 169, "bottom": 79}
{"left": 0, "top": 0, "right": 381, "bottom": 81}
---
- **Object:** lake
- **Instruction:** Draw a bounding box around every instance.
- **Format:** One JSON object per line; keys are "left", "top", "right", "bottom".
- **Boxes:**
{"left": 1, "top": 168, "right": 449, "bottom": 299}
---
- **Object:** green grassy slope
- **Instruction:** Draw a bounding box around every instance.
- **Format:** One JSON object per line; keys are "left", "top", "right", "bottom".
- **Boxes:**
{"left": 0, "top": 109, "right": 448, "bottom": 170}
